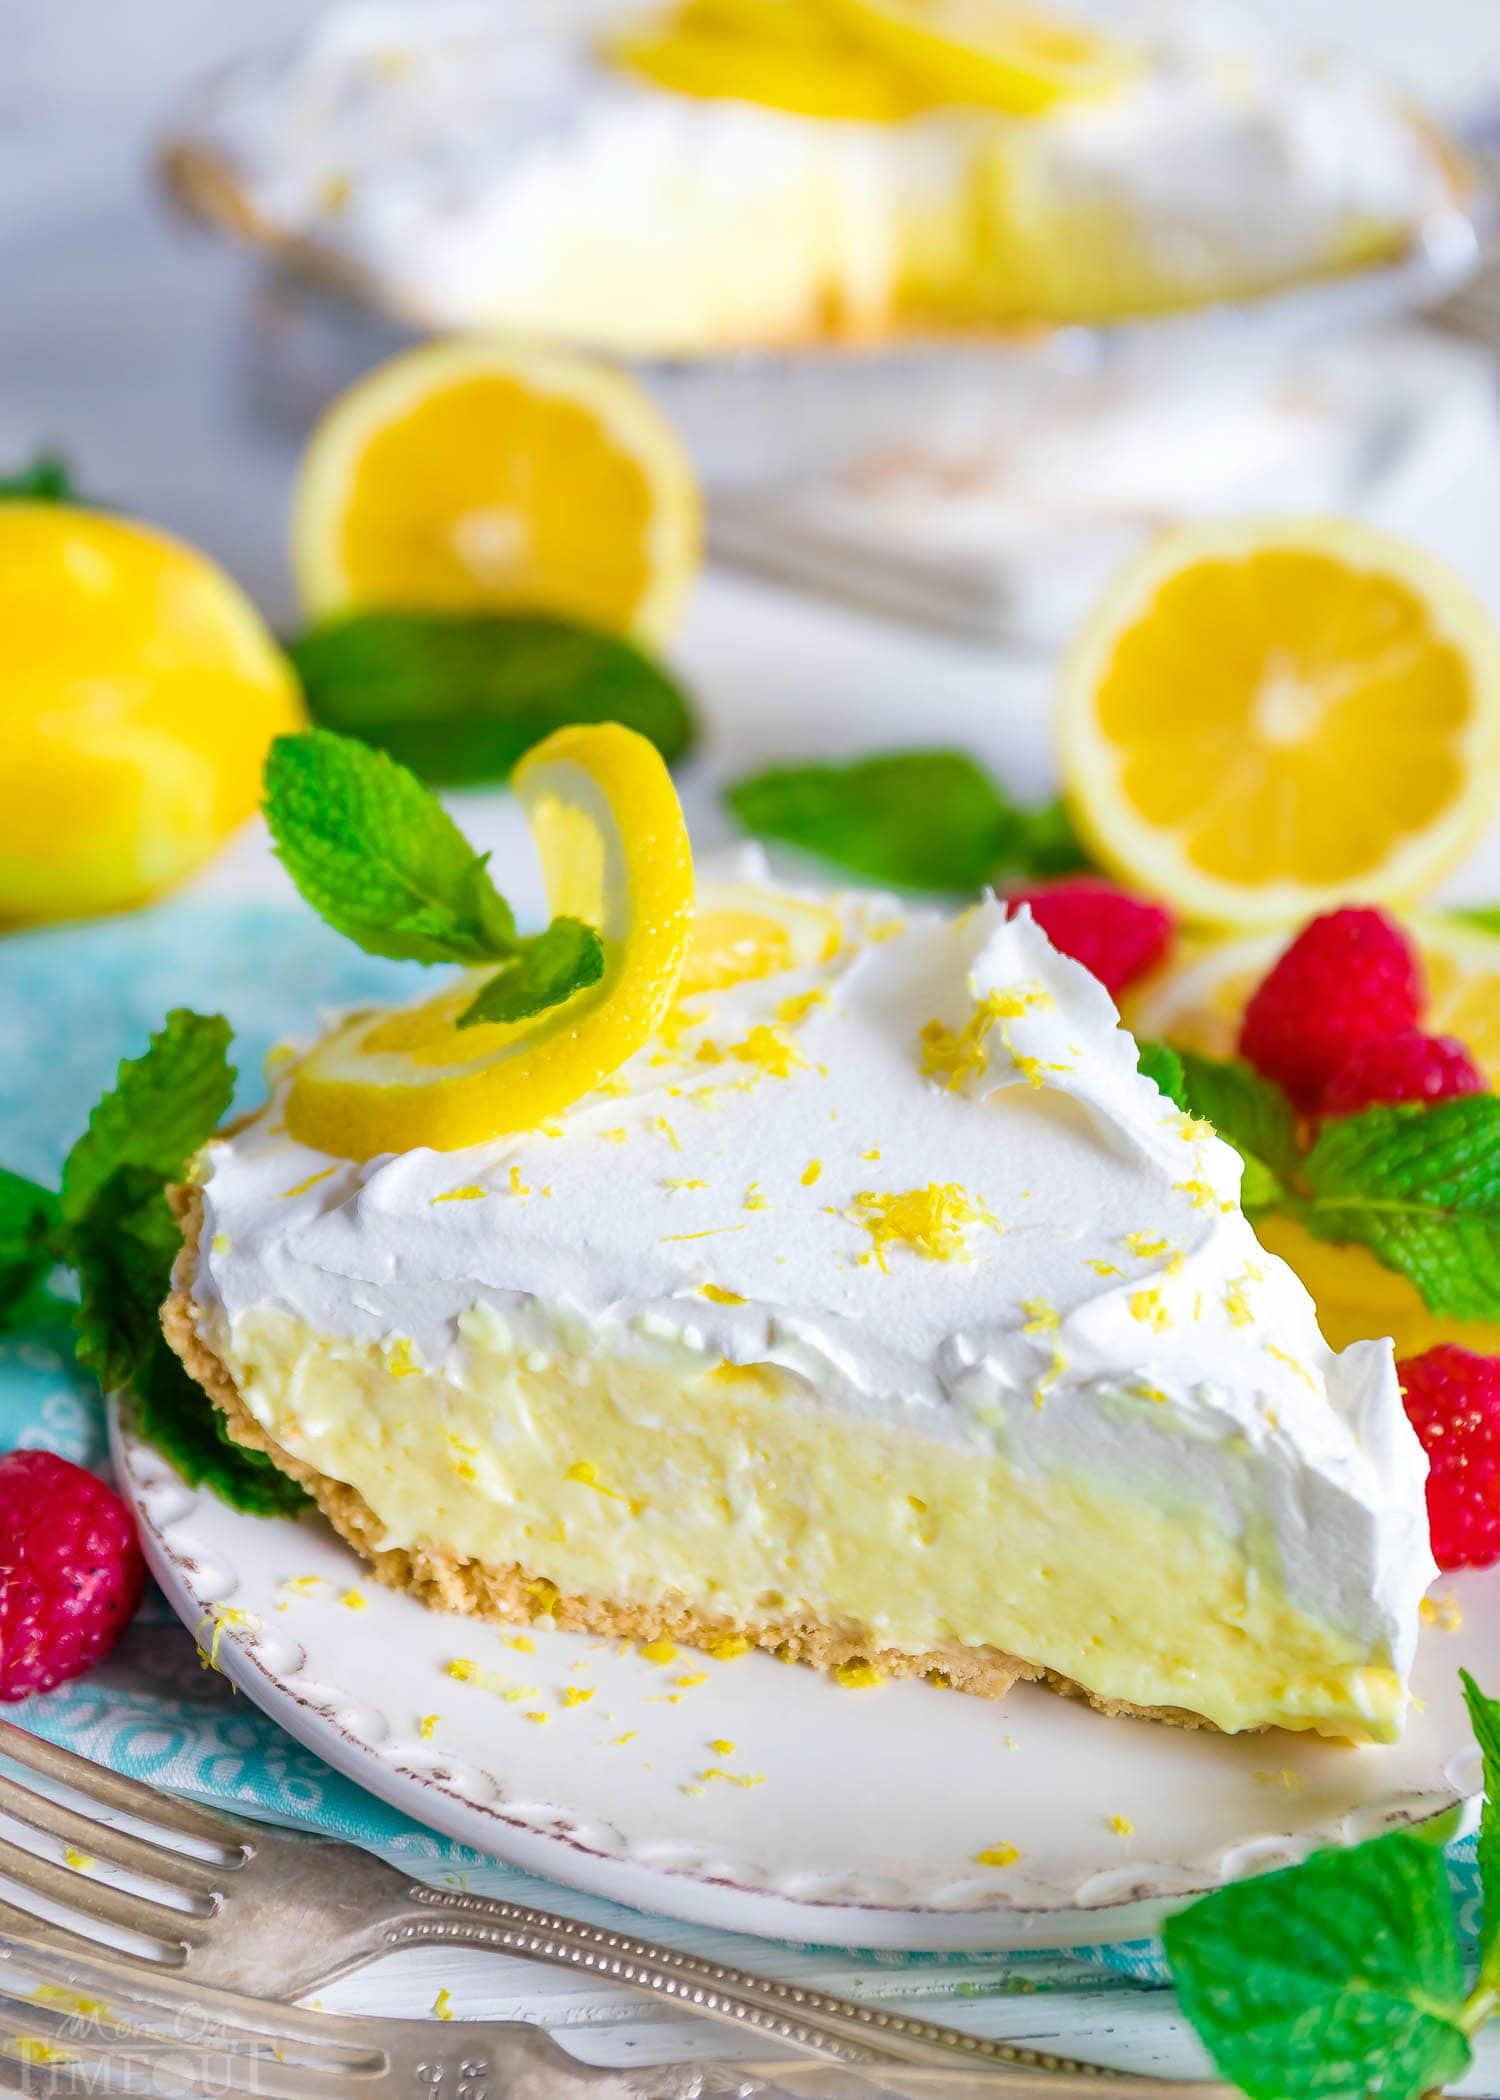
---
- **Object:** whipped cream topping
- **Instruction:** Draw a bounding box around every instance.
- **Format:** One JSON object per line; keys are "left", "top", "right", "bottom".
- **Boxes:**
{"left": 170, "top": 1, "right": 1453, "bottom": 350}
{"left": 193, "top": 859, "right": 1436, "bottom": 1673}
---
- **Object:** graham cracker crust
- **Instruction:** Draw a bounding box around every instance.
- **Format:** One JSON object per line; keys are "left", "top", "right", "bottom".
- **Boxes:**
{"left": 163, "top": 1180, "right": 1222, "bottom": 1731}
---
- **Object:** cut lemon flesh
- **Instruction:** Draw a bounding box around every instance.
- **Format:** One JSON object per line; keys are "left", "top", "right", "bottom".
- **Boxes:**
{"left": 812, "top": 0, "right": 1136, "bottom": 113}
{"left": 1128, "top": 913, "right": 1500, "bottom": 1356}
{"left": 1061, "top": 519, "right": 1500, "bottom": 929}
{"left": 285, "top": 724, "right": 694, "bottom": 1159}
{"left": 605, "top": 9, "right": 923, "bottom": 119}
{"left": 678, "top": 882, "right": 844, "bottom": 997}
{"left": 1128, "top": 913, "right": 1500, "bottom": 1086}
{"left": 291, "top": 339, "right": 702, "bottom": 647}
{"left": 0, "top": 505, "right": 303, "bottom": 926}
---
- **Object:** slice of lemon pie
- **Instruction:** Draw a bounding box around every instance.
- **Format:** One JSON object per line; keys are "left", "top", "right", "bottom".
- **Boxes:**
{"left": 164, "top": 736, "right": 1434, "bottom": 1743}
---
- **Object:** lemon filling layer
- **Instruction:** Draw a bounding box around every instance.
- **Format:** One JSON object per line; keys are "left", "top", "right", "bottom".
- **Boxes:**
{"left": 217, "top": 1295, "right": 1402, "bottom": 1740}
{"left": 187, "top": 859, "right": 1435, "bottom": 1740}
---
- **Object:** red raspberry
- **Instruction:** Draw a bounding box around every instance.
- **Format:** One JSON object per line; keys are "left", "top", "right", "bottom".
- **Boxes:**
{"left": 0, "top": 1450, "right": 145, "bottom": 1701}
{"left": 1005, "top": 878, "right": 1174, "bottom": 997}
{"left": 1238, "top": 907, "right": 1422, "bottom": 1109}
{"left": 1321, "top": 1031, "right": 1485, "bottom": 1118}
{"left": 1398, "top": 1346, "right": 1500, "bottom": 1570}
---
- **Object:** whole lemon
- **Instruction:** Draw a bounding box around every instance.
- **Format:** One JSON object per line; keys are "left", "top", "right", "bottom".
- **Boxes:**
{"left": 0, "top": 505, "right": 304, "bottom": 925}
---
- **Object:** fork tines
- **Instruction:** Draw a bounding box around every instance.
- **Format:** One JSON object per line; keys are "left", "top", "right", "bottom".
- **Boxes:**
{"left": 0, "top": 1720, "right": 249, "bottom": 1966}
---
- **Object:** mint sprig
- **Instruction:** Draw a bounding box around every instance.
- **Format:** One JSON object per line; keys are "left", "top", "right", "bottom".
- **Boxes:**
{"left": 0, "top": 1168, "right": 64, "bottom": 1329}
{"left": 1168, "top": 1672, "right": 1500, "bottom": 2100}
{"left": 1162, "top": 1048, "right": 1500, "bottom": 1318}
{"left": 1297, "top": 1095, "right": 1500, "bottom": 1322}
{"left": 264, "top": 729, "right": 604, "bottom": 1028}
{"left": 724, "top": 750, "right": 1093, "bottom": 894}
{"left": 0, "top": 1011, "right": 305, "bottom": 1516}
{"left": 1463, "top": 1672, "right": 1500, "bottom": 1990}
{"left": 1177, "top": 1048, "right": 1303, "bottom": 1189}
{"left": 0, "top": 451, "right": 82, "bottom": 505}
{"left": 1167, "top": 1829, "right": 1472, "bottom": 2100}
{"left": 1450, "top": 907, "right": 1500, "bottom": 937}
{"left": 288, "top": 610, "right": 696, "bottom": 787}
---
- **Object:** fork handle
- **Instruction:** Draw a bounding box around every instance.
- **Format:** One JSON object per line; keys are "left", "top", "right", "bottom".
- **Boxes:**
{"left": 385, "top": 1887, "right": 1126, "bottom": 2078}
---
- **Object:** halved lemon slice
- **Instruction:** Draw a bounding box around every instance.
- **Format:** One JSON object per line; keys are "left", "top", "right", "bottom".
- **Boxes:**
{"left": 812, "top": 0, "right": 1135, "bottom": 113}
{"left": 1061, "top": 518, "right": 1500, "bottom": 929}
{"left": 604, "top": 3, "right": 924, "bottom": 120}
{"left": 679, "top": 881, "right": 843, "bottom": 997}
{"left": 1128, "top": 913, "right": 1500, "bottom": 1086}
{"left": 1128, "top": 913, "right": 1500, "bottom": 1356}
{"left": 291, "top": 339, "right": 702, "bottom": 647}
{"left": 285, "top": 724, "right": 694, "bottom": 1159}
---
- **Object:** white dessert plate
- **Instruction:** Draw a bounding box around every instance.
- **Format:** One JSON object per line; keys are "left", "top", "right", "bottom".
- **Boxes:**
{"left": 112, "top": 1400, "right": 1493, "bottom": 1952}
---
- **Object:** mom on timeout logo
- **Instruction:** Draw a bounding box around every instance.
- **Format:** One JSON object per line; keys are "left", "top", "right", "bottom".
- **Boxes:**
{"left": 1, "top": 1982, "right": 497, "bottom": 2099}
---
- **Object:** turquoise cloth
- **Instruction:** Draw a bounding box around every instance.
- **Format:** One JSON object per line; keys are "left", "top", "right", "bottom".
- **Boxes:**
{"left": 0, "top": 897, "right": 1481, "bottom": 1992}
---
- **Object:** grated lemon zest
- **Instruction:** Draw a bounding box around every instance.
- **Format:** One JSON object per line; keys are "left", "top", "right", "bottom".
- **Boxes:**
{"left": 833, "top": 1660, "right": 884, "bottom": 1689}
{"left": 848, "top": 1183, "right": 998, "bottom": 1270}
{"left": 279, "top": 1167, "right": 336, "bottom": 1200}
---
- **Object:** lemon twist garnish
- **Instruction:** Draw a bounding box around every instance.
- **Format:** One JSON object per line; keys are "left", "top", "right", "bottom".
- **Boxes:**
{"left": 285, "top": 724, "right": 694, "bottom": 1158}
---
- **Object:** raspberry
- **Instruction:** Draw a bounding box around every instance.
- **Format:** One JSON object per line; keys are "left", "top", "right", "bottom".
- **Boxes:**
{"left": 1005, "top": 878, "right": 1174, "bottom": 997}
{"left": 1238, "top": 907, "right": 1422, "bottom": 1109}
{"left": 0, "top": 1450, "right": 145, "bottom": 1701}
{"left": 1398, "top": 1345, "right": 1500, "bottom": 1570}
{"left": 1321, "top": 1030, "right": 1485, "bottom": 1118}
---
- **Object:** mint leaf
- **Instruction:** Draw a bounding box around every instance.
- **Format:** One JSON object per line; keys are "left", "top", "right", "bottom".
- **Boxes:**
{"left": 0, "top": 452, "right": 81, "bottom": 504}
{"left": 1007, "top": 797, "right": 1094, "bottom": 879}
{"left": 1298, "top": 1095, "right": 1500, "bottom": 1321}
{"left": 726, "top": 751, "right": 1096, "bottom": 892}
{"left": 0, "top": 1167, "right": 64, "bottom": 1328}
{"left": 1137, "top": 1040, "right": 1187, "bottom": 1107}
{"left": 61, "top": 1010, "right": 235, "bottom": 1223}
{"left": 65, "top": 1014, "right": 234, "bottom": 1392}
{"left": 71, "top": 1167, "right": 181, "bottom": 1394}
{"left": 265, "top": 729, "right": 607, "bottom": 1027}
{"left": 727, "top": 751, "right": 1017, "bottom": 892}
{"left": 1462, "top": 1671, "right": 1500, "bottom": 1984}
{"left": 0, "top": 1010, "right": 306, "bottom": 1516}
{"left": 265, "top": 729, "right": 518, "bottom": 964}
{"left": 289, "top": 611, "right": 696, "bottom": 787}
{"left": 1176, "top": 1050, "right": 1302, "bottom": 1185}
{"left": 459, "top": 918, "right": 605, "bottom": 1028}
{"left": 133, "top": 1333, "right": 308, "bottom": 1519}
{"left": 1165, "top": 1831, "right": 1470, "bottom": 2100}
{"left": 1450, "top": 907, "right": 1500, "bottom": 937}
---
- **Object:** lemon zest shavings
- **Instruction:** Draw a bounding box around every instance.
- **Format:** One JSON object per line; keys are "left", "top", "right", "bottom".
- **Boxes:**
{"left": 832, "top": 1660, "right": 884, "bottom": 1689}
{"left": 279, "top": 1166, "right": 336, "bottom": 1200}
{"left": 848, "top": 1183, "right": 998, "bottom": 1270}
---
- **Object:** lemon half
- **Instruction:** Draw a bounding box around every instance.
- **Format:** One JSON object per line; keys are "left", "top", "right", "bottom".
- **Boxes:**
{"left": 1061, "top": 518, "right": 1500, "bottom": 929}
{"left": 291, "top": 339, "right": 702, "bottom": 647}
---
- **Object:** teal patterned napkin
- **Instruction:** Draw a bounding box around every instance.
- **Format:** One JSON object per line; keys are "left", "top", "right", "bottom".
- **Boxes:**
{"left": 0, "top": 896, "right": 1480, "bottom": 1993}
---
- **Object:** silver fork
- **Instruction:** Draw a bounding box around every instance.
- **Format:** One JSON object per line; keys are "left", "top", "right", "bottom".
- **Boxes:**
{"left": 0, "top": 1722, "right": 1109, "bottom": 2079}
{"left": 0, "top": 1920, "right": 1225, "bottom": 2100}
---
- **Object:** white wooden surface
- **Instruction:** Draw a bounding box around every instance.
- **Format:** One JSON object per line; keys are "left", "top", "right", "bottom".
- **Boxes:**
{"left": 5, "top": 0, "right": 1500, "bottom": 2081}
